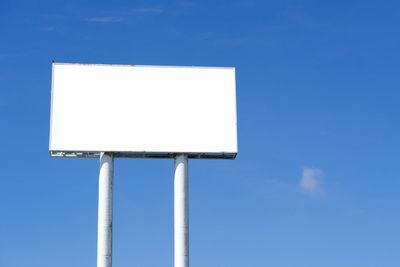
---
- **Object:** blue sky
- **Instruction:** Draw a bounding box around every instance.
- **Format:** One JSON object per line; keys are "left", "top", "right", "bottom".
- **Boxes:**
{"left": 1, "top": 0, "right": 400, "bottom": 266}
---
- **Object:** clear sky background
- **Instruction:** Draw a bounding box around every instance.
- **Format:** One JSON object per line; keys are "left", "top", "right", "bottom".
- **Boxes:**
{"left": 1, "top": 0, "right": 399, "bottom": 266}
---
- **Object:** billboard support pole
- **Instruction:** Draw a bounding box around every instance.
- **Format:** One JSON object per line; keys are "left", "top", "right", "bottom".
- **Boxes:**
{"left": 174, "top": 154, "right": 189, "bottom": 267}
{"left": 97, "top": 152, "right": 114, "bottom": 267}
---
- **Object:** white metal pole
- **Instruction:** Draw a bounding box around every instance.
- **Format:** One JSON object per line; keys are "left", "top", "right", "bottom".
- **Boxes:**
{"left": 174, "top": 154, "right": 189, "bottom": 267}
{"left": 97, "top": 152, "right": 114, "bottom": 267}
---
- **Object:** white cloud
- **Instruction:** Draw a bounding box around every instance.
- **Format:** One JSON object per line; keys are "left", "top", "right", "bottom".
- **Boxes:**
{"left": 179, "top": 1, "right": 196, "bottom": 8}
{"left": 39, "top": 26, "right": 56, "bottom": 31}
{"left": 85, "top": 17, "right": 122, "bottom": 23}
{"left": 0, "top": 96, "right": 6, "bottom": 106}
{"left": 300, "top": 167, "right": 323, "bottom": 195}
{"left": 132, "top": 7, "right": 164, "bottom": 14}
{"left": 84, "top": 7, "right": 163, "bottom": 23}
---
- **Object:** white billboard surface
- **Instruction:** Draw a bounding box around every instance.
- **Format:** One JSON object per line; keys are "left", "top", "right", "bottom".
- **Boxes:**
{"left": 49, "top": 63, "right": 237, "bottom": 159}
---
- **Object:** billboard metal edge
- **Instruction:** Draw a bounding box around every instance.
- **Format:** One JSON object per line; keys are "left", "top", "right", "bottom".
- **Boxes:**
{"left": 49, "top": 62, "right": 55, "bottom": 152}
{"left": 51, "top": 62, "right": 235, "bottom": 70}
{"left": 49, "top": 151, "right": 237, "bottom": 159}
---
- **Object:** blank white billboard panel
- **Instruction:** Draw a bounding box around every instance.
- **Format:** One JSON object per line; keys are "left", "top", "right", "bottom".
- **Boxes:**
{"left": 49, "top": 63, "right": 237, "bottom": 159}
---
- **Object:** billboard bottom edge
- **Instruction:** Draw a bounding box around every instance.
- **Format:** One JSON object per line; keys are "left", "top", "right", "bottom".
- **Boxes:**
{"left": 49, "top": 151, "right": 237, "bottom": 160}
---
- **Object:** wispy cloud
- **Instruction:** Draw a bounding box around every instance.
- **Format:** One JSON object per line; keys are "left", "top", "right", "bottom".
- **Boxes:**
{"left": 0, "top": 95, "right": 6, "bottom": 107}
{"left": 39, "top": 26, "right": 56, "bottom": 31}
{"left": 194, "top": 31, "right": 276, "bottom": 48}
{"left": 300, "top": 167, "right": 324, "bottom": 195}
{"left": 179, "top": 1, "right": 196, "bottom": 8}
{"left": 85, "top": 7, "right": 164, "bottom": 23}
{"left": 132, "top": 7, "right": 164, "bottom": 14}
{"left": 85, "top": 17, "right": 122, "bottom": 23}
{"left": 236, "top": 0, "right": 256, "bottom": 8}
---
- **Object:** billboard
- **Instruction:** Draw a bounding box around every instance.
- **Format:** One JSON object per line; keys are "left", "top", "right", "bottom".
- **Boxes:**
{"left": 49, "top": 63, "right": 237, "bottom": 159}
